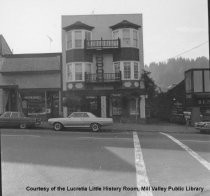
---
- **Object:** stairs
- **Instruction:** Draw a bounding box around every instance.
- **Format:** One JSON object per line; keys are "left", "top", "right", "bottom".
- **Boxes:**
{"left": 96, "top": 53, "right": 104, "bottom": 81}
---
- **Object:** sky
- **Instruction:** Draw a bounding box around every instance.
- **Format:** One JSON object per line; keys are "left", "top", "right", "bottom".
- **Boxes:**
{"left": 0, "top": 0, "right": 209, "bottom": 65}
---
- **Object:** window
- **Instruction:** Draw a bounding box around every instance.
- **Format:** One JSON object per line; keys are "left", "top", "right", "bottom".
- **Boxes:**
{"left": 1, "top": 112, "right": 11, "bottom": 118}
{"left": 133, "top": 30, "right": 138, "bottom": 47}
{"left": 75, "top": 31, "right": 82, "bottom": 48}
{"left": 75, "top": 63, "right": 83, "bottom": 80}
{"left": 70, "top": 112, "right": 83, "bottom": 118}
{"left": 66, "top": 31, "right": 72, "bottom": 49}
{"left": 11, "top": 112, "right": 19, "bottom": 118}
{"left": 113, "top": 30, "right": 119, "bottom": 39}
{"left": 123, "top": 62, "right": 131, "bottom": 79}
{"left": 130, "top": 99, "right": 138, "bottom": 115}
{"left": 67, "top": 63, "right": 73, "bottom": 81}
{"left": 85, "top": 31, "right": 91, "bottom": 40}
{"left": 122, "top": 29, "right": 130, "bottom": 46}
{"left": 114, "top": 62, "right": 120, "bottom": 73}
{"left": 134, "top": 62, "right": 139, "bottom": 79}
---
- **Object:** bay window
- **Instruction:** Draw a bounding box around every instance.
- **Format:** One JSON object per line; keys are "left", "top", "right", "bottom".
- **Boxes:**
{"left": 123, "top": 62, "right": 131, "bottom": 79}
{"left": 75, "top": 63, "right": 83, "bottom": 80}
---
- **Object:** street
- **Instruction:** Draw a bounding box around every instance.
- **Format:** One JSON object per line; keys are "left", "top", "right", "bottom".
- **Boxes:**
{"left": 1, "top": 127, "right": 210, "bottom": 196}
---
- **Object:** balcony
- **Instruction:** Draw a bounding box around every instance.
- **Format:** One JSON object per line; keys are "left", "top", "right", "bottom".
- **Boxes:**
{"left": 84, "top": 39, "right": 121, "bottom": 50}
{"left": 85, "top": 72, "right": 121, "bottom": 83}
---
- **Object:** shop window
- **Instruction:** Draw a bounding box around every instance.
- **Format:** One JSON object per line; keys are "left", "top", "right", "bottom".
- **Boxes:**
{"left": 75, "top": 31, "right": 82, "bottom": 48}
{"left": 75, "top": 63, "right": 83, "bottom": 80}
{"left": 133, "top": 30, "right": 138, "bottom": 47}
{"left": 67, "top": 63, "right": 73, "bottom": 81}
{"left": 122, "top": 29, "right": 130, "bottom": 47}
{"left": 134, "top": 62, "right": 139, "bottom": 79}
{"left": 123, "top": 62, "right": 131, "bottom": 79}
{"left": 66, "top": 31, "right": 72, "bottom": 50}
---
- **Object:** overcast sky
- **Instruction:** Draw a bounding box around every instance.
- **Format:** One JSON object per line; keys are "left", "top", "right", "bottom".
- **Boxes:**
{"left": 0, "top": 0, "right": 208, "bottom": 65}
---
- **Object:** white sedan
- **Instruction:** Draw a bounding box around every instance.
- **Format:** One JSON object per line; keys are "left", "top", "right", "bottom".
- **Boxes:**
{"left": 48, "top": 112, "right": 113, "bottom": 132}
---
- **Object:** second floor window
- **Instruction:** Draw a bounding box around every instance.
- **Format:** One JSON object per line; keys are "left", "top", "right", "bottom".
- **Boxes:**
{"left": 75, "top": 63, "right": 83, "bottom": 80}
{"left": 75, "top": 31, "right": 82, "bottom": 48}
{"left": 133, "top": 30, "right": 138, "bottom": 47}
{"left": 134, "top": 62, "right": 139, "bottom": 79}
{"left": 122, "top": 29, "right": 130, "bottom": 47}
{"left": 114, "top": 62, "right": 120, "bottom": 73}
{"left": 123, "top": 62, "right": 131, "bottom": 79}
{"left": 66, "top": 31, "right": 72, "bottom": 49}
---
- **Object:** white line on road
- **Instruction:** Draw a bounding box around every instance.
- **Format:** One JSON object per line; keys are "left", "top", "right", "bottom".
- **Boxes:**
{"left": 180, "top": 139, "right": 210, "bottom": 143}
{"left": 160, "top": 132, "right": 210, "bottom": 171}
{"left": 1, "top": 134, "right": 40, "bottom": 137}
{"left": 133, "top": 131, "right": 153, "bottom": 196}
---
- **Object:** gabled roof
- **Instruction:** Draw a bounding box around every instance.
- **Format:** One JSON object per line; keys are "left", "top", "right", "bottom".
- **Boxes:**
{"left": 63, "top": 21, "right": 94, "bottom": 31}
{"left": 110, "top": 20, "right": 141, "bottom": 30}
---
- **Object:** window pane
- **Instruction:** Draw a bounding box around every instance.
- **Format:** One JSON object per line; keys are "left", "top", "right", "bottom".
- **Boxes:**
{"left": 193, "top": 70, "right": 203, "bottom": 92}
{"left": 66, "top": 31, "right": 72, "bottom": 49}
{"left": 133, "top": 30, "right": 138, "bottom": 47}
{"left": 123, "top": 29, "right": 130, "bottom": 46}
{"left": 75, "top": 63, "right": 83, "bottom": 80}
{"left": 134, "top": 62, "right": 139, "bottom": 79}
{"left": 75, "top": 31, "right": 82, "bottom": 48}
{"left": 113, "top": 30, "right": 119, "bottom": 39}
{"left": 124, "top": 62, "right": 131, "bottom": 79}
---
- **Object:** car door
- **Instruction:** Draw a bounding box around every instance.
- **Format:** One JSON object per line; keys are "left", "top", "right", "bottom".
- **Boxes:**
{"left": 66, "top": 113, "right": 83, "bottom": 127}
{"left": 0, "top": 112, "right": 12, "bottom": 127}
{"left": 81, "top": 113, "right": 92, "bottom": 127}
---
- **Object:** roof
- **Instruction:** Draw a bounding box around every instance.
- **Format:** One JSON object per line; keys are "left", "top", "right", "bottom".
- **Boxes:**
{"left": 0, "top": 53, "right": 61, "bottom": 73}
{"left": 63, "top": 21, "right": 94, "bottom": 31}
{"left": 110, "top": 20, "right": 141, "bottom": 30}
{"left": 0, "top": 34, "right": 12, "bottom": 55}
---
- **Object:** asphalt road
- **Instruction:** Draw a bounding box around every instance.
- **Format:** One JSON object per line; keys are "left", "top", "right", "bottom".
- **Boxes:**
{"left": 1, "top": 128, "right": 210, "bottom": 196}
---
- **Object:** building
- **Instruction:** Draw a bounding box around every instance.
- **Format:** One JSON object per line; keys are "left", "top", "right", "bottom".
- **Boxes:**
{"left": 0, "top": 52, "right": 62, "bottom": 118}
{"left": 62, "top": 14, "right": 146, "bottom": 120}
{"left": 185, "top": 68, "right": 210, "bottom": 123}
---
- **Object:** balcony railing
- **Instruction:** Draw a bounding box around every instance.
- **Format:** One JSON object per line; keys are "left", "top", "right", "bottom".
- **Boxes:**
{"left": 85, "top": 72, "right": 121, "bottom": 83}
{"left": 84, "top": 38, "right": 121, "bottom": 49}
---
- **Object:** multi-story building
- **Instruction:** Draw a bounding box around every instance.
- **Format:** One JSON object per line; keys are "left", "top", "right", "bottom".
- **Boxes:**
{"left": 61, "top": 14, "right": 146, "bottom": 120}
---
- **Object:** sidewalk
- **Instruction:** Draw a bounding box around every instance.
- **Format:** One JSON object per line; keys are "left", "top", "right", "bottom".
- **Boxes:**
{"left": 38, "top": 122, "right": 199, "bottom": 134}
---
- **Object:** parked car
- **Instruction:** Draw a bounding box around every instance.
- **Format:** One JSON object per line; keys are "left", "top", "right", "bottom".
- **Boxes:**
{"left": 0, "top": 111, "right": 41, "bottom": 129}
{"left": 194, "top": 121, "right": 210, "bottom": 133}
{"left": 48, "top": 112, "right": 113, "bottom": 132}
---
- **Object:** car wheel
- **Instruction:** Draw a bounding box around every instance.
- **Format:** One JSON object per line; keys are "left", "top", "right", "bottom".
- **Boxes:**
{"left": 91, "top": 123, "right": 100, "bottom": 132}
{"left": 53, "top": 122, "right": 63, "bottom": 131}
{"left": 20, "top": 123, "right": 27, "bottom": 129}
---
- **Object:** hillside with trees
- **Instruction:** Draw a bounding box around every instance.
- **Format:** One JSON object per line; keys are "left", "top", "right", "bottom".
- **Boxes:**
{"left": 145, "top": 56, "right": 209, "bottom": 91}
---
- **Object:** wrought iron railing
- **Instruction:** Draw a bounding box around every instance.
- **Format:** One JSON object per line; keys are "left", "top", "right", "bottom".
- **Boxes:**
{"left": 84, "top": 38, "right": 121, "bottom": 49}
{"left": 85, "top": 72, "right": 121, "bottom": 83}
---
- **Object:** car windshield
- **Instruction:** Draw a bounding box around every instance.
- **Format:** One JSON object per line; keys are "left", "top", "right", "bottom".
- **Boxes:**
{"left": 1, "top": 112, "right": 11, "bottom": 118}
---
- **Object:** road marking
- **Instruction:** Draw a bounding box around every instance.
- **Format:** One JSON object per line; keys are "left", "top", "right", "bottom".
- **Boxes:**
{"left": 180, "top": 139, "right": 210, "bottom": 143}
{"left": 160, "top": 132, "right": 210, "bottom": 171}
{"left": 1, "top": 134, "right": 40, "bottom": 138}
{"left": 133, "top": 131, "right": 153, "bottom": 196}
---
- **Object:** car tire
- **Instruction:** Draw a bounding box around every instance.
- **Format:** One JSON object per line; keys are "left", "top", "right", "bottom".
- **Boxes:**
{"left": 53, "top": 122, "right": 63, "bottom": 131}
{"left": 91, "top": 123, "right": 100, "bottom": 132}
{"left": 20, "top": 123, "right": 27, "bottom": 129}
